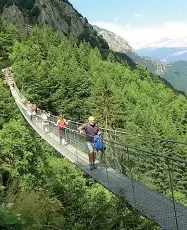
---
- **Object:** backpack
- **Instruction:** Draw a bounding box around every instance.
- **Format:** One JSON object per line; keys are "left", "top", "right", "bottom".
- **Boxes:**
{"left": 93, "top": 135, "right": 105, "bottom": 152}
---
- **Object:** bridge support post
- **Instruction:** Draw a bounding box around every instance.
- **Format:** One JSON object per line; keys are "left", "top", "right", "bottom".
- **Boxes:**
{"left": 167, "top": 158, "right": 179, "bottom": 230}
{"left": 103, "top": 150, "right": 109, "bottom": 188}
{"left": 127, "top": 146, "right": 137, "bottom": 207}
{"left": 75, "top": 122, "right": 79, "bottom": 165}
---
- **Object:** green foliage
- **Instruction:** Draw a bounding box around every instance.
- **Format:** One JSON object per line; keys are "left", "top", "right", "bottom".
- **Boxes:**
{"left": 10, "top": 28, "right": 187, "bottom": 202}
{"left": 0, "top": 76, "right": 159, "bottom": 229}
{"left": 0, "top": 0, "right": 35, "bottom": 9}
{"left": 88, "top": 73, "right": 125, "bottom": 129}
{"left": 6, "top": 189, "right": 64, "bottom": 230}
{"left": 0, "top": 202, "right": 21, "bottom": 229}
{"left": 0, "top": 77, "right": 20, "bottom": 128}
{"left": 78, "top": 24, "right": 109, "bottom": 50}
{"left": 0, "top": 20, "right": 20, "bottom": 69}
{"left": 163, "top": 60, "right": 187, "bottom": 93}
{"left": 10, "top": 28, "right": 91, "bottom": 120}
{"left": 4, "top": 23, "right": 187, "bottom": 228}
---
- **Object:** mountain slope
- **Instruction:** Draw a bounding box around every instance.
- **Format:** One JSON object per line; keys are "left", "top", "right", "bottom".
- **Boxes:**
{"left": 1, "top": 0, "right": 109, "bottom": 49}
{"left": 164, "top": 61, "right": 187, "bottom": 92}
{"left": 1, "top": 0, "right": 139, "bottom": 69}
{"left": 137, "top": 47, "right": 187, "bottom": 63}
{"left": 1, "top": 1, "right": 187, "bottom": 92}
{"left": 94, "top": 25, "right": 187, "bottom": 92}
{"left": 93, "top": 25, "right": 134, "bottom": 53}
{"left": 93, "top": 25, "right": 166, "bottom": 75}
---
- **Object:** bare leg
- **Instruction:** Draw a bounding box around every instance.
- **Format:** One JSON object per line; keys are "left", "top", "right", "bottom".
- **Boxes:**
{"left": 88, "top": 151, "right": 93, "bottom": 164}
{"left": 92, "top": 152, "right": 97, "bottom": 169}
{"left": 93, "top": 152, "right": 95, "bottom": 164}
{"left": 59, "top": 129, "right": 62, "bottom": 143}
{"left": 89, "top": 151, "right": 94, "bottom": 170}
{"left": 89, "top": 151, "right": 97, "bottom": 169}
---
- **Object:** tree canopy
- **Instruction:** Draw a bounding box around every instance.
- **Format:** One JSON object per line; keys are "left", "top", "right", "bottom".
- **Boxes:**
{"left": 0, "top": 25, "right": 162, "bottom": 230}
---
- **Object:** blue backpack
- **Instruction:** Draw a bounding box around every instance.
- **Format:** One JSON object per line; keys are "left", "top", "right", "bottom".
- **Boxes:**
{"left": 93, "top": 135, "right": 105, "bottom": 152}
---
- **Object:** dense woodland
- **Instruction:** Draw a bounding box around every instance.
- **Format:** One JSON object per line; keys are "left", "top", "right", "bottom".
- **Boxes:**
{"left": 1, "top": 16, "right": 187, "bottom": 228}
{"left": 9, "top": 27, "right": 187, "bottom": 203}
{"left": 0, "top": 22, "right": 163, "bottom": 229}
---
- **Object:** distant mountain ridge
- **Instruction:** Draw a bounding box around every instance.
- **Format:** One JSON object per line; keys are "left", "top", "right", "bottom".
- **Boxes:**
{"left": 93, "top": 25, "right": 166, "bottom": 75}
{"left": 137, "top": 47, "right": 187, "bottom": 63}
{"left": 93, "top": 25, "right": 187, "bottom": 93}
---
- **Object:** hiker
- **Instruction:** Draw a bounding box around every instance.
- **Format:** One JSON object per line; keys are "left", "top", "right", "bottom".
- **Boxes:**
{"left": 78, "top": 116, "right": 101, "bottom": 170}
{"left": 32, "top": 104, "right": 37, "bottom": 122}
{"left": 41, "top": 111, "right": 50, "bottom": 133}
{"left": 27, "top": 101, "right": 33, "bottom": 121}
{"left": 57, "top": 115, "right": 68, "bottom": 145}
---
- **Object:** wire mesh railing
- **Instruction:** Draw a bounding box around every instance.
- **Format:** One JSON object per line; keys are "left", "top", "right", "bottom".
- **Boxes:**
{"left": 5, "top": 69, "right": 187, "bottom": 229}
{"left": 20, "top": 107, "right": 187, "bottom": 229}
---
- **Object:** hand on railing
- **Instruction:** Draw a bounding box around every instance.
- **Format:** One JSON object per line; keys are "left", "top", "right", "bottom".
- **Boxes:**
{"left": 79, "top": 130, "right": 85, "bottom": 135}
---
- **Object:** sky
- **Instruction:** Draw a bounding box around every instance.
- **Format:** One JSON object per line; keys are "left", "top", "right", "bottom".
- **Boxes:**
{"left": 69, "top": 0, "right": 187, "bottom": 49}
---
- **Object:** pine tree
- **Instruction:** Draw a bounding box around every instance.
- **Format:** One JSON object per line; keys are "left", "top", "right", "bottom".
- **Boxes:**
{"left": 88, "top": 74, "right": 125, "bottom": 129}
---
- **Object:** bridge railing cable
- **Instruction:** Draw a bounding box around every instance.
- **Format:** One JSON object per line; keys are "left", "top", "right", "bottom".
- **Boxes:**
{"left": 7, "top": 70, "right": 187, "bottom": 230}
{"left": 35, "top": 107, "right": 187, "bottom": 148}
{"left": 38, "top": 113, "right": 187, "bottom": 212}
{"left": 33, "top": 116, "right": 187, "bottom": 229}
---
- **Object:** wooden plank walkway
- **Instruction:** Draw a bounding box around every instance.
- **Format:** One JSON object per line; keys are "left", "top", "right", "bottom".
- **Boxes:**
{"left": 8, "top": 78, "right": 187, "bottom": 230}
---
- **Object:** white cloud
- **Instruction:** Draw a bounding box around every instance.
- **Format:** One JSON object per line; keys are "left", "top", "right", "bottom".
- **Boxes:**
{"left": 124, "top": 24, "right": 131, "bottom": 29}
{"left": 93, "top": 21, "right": 187, "bottom": 49}
{"left": 133, "top": 13, "right": 142, "bottom": 19}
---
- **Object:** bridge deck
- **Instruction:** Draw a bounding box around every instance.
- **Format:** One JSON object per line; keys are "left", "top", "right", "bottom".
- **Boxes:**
{"left": 8, "top": 78, "right": 187, "bottom": 230}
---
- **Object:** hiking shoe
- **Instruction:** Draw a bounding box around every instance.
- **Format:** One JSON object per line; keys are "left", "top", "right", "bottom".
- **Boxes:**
{"left": 93, "top": 164, "right": 97, "bottom": 169}
{"left": 90, "top": 164, "right": 94, "bottom": 170}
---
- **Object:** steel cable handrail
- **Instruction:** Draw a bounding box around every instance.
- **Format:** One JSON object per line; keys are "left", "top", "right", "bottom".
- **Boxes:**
{"left": 5, "top": 68, "right": 187, "bottom": 230}
{"left": 37, "top": 110, "right": 187, "bottom": 146}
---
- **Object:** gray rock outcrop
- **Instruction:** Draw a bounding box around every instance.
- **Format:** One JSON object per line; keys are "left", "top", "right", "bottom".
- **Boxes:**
{"left": 1, "top": 0, "right": 108, "bottom": 49}
{"left": 2, "top": 4, "right": 28, "bottom": 35}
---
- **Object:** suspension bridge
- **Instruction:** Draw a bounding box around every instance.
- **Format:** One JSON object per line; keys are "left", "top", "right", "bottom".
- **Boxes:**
{"left": 3, "top": 68, "right": 187, "bottom": 230}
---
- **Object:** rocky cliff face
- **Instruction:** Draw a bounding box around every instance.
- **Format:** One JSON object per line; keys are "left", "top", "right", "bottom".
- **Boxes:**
{"left": 93, "top": 25, "right": 166, "bottom": 75}
{"left": 33, "top": 0, "right": 85, "bottom": 36}
{"left": 1, "top": 0, "right": 108, "bottom": 49}
{"left": 93, "top": 25, "right": 134, "bottom": 53}
{"left": 2, "top": 5, "right": 28, "bottom": 35}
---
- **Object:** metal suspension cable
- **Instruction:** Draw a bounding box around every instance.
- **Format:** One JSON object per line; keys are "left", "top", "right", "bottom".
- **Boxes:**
{"left": 5, "top": 68, "right": 187, "bottom": 230}
{"left": 4, "top": 66, "right": 187, "bottom": 146}
{"left": 39, "top": 107, "right": 187, "bottom": 146}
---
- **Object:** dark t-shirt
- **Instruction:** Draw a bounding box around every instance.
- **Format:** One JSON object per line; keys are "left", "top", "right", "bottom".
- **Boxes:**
{"left": 81, "top": 123, "right": 99, "bottom": 142}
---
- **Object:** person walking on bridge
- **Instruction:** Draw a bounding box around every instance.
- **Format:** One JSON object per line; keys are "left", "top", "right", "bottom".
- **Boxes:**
{"left": 57, "top": 115, "right": 68, "bottom": 145}
{"left": 41, "top": 111, "right": 50, "bottom": 133}
{"left": 78, "top": 116, "right": 101, "bottom": 170}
